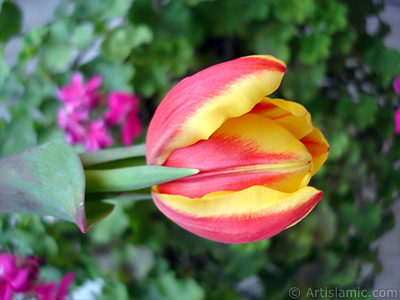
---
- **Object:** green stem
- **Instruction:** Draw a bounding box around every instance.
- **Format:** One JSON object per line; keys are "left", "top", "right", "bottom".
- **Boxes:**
{"left": 85, "top": 165, "right": 199, "bottom": 193}
{"left": 79, "top": 144, "right": 146, "bottom": 168}
{"left": 85, "top": 192, "right": 153, "bottom": 202}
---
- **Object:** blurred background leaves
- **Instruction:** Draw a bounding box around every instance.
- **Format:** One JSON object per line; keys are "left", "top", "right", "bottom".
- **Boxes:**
{"left": 1, "top": 0, "right": 400, "bottom": 299}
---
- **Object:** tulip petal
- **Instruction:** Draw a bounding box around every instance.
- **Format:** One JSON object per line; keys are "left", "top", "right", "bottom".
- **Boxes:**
{"left": 159, "top": 114, "right": 312, "bottom": 197}
{"left": 147, "top": 55, "right": 286, "bottom": 165}
{"left": 300, "top": 127, "right": 330, "bottom": 175}
{"left": 250, "top": 97, "right": 313, "bottom": 139}
{"left": 152, "top": 185, "right": 323, "bottom": 243}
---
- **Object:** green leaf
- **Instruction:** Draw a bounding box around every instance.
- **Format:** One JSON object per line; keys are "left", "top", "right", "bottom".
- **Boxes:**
{"left": 79, "top": 143, "right": 146, "bottom": 167}
{"left": 40, "top": 43, "right": 73, "bottom": 72}
{"left": 102, "top": 25, "right": 152, "bottom": 60}
{"left": 20, "top": 26, "right": 47, "bottom": 59}
{"left": 328, "top": 131, "right": 350, "bottom": 160}
{"left": 94, "top": 60, "right": 135, "bottom": 92}
{"left": 123, "top": 244, "right": 155, "bottom": 280}
{"left": 0, "top": 140, "right": 84, "bottom": 222}
{"left": 0, "top": 51, "right": 10, "bottom": 90}
{"left": 103, "top": 0, "right": 133, "bottom": 18}
{"left": 281, "top": 64, "right": 326, "bottom": 102}
{"left": 194, "top": 0, "right": 269, "bottom": 36}
{"left": 0, "top": 139, "right": 113, "bottom": 232}
{"left": 85, "top": 166, "right": 199, "bottom": 193}
{"left": 131, "top": 24, "right": 153, "bottom": 47}
{"left": 314, "top": 0, "right": 347, "bottom": 34}
{"left": 354, "top": 202, "right": 381, "bottom": 233}
{"left": 0, "top": 1, "right": 22, "bottom": 42}
{"left": 49, "top": 21, "right": 73, "bottom": 43}
{"left": 253, "top": 24, "right": 295, "bottom": 62}
{"left": 327, "top": 259, "right": 358, "bottom": 286}
{"left": 355, "top": 96, "right": 378, "bottom": 130}
{"left": 272, "top": 0, "right": 315, "bottom": 24}
{"left": 0, "top": 116, "right": 36, "bottom": 158}
{"left": 89, "top": 204, "right": 129, "bottom": 244}
{"left": 151, "top": 272, "right": 205, "bottom": 300}
{"left": 73, "top": 0, "right": 107, "bottom": 19}
{"left": 299, "top": 34, "right": 331, "bottom": 65}
{"left": 84, "top": 200, "right": 114, "bottom": 231}
{"left": 72, "top": 24, "right": 94, "bottom": 49}
{"left": 98, "top": 280, "right": 129, "bottom": 300}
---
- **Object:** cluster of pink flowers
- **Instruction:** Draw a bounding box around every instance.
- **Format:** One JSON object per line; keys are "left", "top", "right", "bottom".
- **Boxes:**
{"left": 394, "top": 76, "right": 400, "bottom": 134}
{"left": 0, "top": 253, "right": 73, "bottom": 300}
{"left": 57, "top": 72, "right": 142, "bottom": 151}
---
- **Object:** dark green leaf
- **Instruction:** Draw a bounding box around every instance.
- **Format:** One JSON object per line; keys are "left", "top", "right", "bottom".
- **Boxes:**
{"left": 0, "top": 1, "right": 22, "bottom": 42}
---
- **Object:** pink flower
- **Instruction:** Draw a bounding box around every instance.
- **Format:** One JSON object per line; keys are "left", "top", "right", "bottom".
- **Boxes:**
{"left": 0, "top": 253, "right": 30, "bottom": 300}
{"left": 395, "top": 106, "right": 400, "bottom": 135}
{"left": 58, "top": 73, "right": 103, "bottom": 109}
{"left": 85, "top": 119, "right": 114, "bottom": 151}
{"left": 57, "top": 72, "right": 104, "bottom": 147}
{"left": 57, "top": 108, "right": 87, "bottom": 144}
{"left": 106, "top": 92, "right": 142, "bottom": 145}
{"left": 394, "top": 76, "right": 400, "bottom": 95}
{"left": 15, "top": 255, "right": 40, "bottom": 293}
{"left": 394, "top": 76, "right": 400, "bottom": 135}
{"left": 121, "top": 113, "right": 143, "bottom": 146}
{"left": 34, "top": 273, "right": 74, "bottom": 300}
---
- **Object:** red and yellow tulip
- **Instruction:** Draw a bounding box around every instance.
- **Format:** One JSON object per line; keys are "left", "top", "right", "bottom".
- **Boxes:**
{"left": 146, "top": 55, "right": 329, "bottom": 243}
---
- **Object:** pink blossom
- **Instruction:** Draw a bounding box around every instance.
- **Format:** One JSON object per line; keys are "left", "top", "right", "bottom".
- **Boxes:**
{"left": 15, "top": 255, "right": 40, "bottom": 292}
{"left": 57, "top": 108, "right": 87, "bottom": 144}
{"left": 121, "top": 113, "right": 143, "bottom": 146}
{"left": 58, "top": 72, "right": 103, "bottom": 109}
{"left": 57, "top": 72, "right": 104, "bottom": 147}
{"left": 34, "top": 273, "right": 74, "bottom": 300}
{"left": 394, "top": 76, "right": 400, "bottom": 95}
{"left": 0, "top": 253, "right": 30, "bottom": 300}
{"left": 395, "top": 106, "right": 400, "bottom": 135}
{"left": 85, "top": 119, "right": 114, "bottom": 151}
{"left": 106, "top": 92, "right": 142, "bottom": 145}
{"left": 394, "top": 76, "right": 400, "bottom": 135}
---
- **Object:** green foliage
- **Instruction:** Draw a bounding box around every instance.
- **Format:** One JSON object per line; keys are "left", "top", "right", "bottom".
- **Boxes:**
{"left": 0, "top": 1, "right": 22, "bottom": 42}
{"left": 1, "top": 0, "right": 399, "bottom": 299}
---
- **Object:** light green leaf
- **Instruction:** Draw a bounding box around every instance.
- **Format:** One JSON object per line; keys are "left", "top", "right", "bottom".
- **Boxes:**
{"left": 0, "top": 139, "right": 113, "bottom": 232}
{"left": 103, "top": 0, "right": 132, "bottom": 18}
{"left": 89, "top": 204, "right": 129, "bottom": 244}
{"left": 41, "top": 43, "right": 73, "bottom": 72}
{"left": 153, "top": 272, "right": 205, "bottom": 300}
{"left": 131, "top": 24, "right": 153, "bottom": 48}
{"left": 79, "top": 144, "right": 146, "bottom": 167}
{"left": 94, "top": 60, "right": 135, "bottom": 92}
{"left": 328, "top": 131, "right": 350, "bottom": 160}
{"left": 72, "top": 24, "right": 94, "bottom": 49}
{"left": 102, "top": 25, "right": 152, "bottom": 60}
{"left": 0, "top": 51, "right": 10, "bottom": 89}
{"left": 85, "top": 166, "right": 199, "bottom": 193}
{"left": 0, "top": 116, "right": 36, "bottom": 158}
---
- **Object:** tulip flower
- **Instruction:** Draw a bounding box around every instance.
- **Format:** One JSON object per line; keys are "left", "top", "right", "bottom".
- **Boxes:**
{"left": 146, "top": 55, "right": 329, "bottom": 243}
